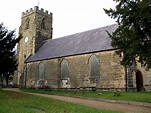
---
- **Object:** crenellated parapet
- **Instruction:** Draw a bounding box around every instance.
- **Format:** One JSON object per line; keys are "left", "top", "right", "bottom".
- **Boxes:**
{"left": 22, "top": 6, "right": 52, "bottom": 18}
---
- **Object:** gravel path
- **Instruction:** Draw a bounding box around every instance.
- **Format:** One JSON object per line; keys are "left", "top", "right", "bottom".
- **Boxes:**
{"left": 3, "top": 88, "right": 151, "bottom": 113}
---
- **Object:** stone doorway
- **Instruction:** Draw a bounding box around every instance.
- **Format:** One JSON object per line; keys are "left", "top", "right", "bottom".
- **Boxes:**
{"left": 136, "top": 71, "right": 143, "bottom": 91}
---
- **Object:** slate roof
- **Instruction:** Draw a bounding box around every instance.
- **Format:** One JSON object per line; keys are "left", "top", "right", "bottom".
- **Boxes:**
{"left": 25, "top": 24, "right": 117, "bottom": 63}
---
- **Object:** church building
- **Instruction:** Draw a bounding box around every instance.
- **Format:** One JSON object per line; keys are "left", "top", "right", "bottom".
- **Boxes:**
{"left": 14, "top": 6, "right": 151, "bottom": 91}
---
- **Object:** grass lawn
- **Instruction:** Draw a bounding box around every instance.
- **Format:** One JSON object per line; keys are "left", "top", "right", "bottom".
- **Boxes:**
{"left": 21, "top": 88, "right": 151, "bottom": 103}
{"left": 0, "top": 89, "right": 121, "bottom": 113}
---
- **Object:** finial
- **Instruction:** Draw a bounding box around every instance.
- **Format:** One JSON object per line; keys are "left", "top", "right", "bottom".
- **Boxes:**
{"left": 37, "top": 0, "right": 40, "bottom": 7}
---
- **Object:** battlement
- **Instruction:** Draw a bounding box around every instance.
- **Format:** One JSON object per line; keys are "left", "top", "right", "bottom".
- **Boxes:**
{"left": 22, "top": 6, "right": 52, "bottom": 18}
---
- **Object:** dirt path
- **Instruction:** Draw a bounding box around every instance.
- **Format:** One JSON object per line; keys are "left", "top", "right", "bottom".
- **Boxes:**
{"left": 3, "top": 88, "right": 151, "bottom": 113}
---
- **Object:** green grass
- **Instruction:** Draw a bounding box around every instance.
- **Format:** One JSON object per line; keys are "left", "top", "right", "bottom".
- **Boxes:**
{"left": 21, "top": 88, "right": 151, "bottom": 103}
{"left": 0, "top": 90, "right": 121, "bottom": 113}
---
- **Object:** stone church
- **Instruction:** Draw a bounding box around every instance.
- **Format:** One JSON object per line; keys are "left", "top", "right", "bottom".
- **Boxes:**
{"left": 14, "top": 6, "right": 151, "bottom": 91}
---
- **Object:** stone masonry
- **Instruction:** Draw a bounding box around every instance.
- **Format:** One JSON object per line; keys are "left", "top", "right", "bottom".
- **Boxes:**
{"left": 25, "top": 51, "right": 126, "bottom": 90}
{"left": 14, "top": 6, "right": 151, "bottom": 91}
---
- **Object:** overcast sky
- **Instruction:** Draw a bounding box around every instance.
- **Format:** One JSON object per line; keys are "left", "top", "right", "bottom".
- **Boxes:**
{"left": 0, "top": 0, "right": 116, "bottom": 38}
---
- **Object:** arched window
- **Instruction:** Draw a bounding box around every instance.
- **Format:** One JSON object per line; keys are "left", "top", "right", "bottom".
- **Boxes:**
{"left": 61, "top": 59, "right": 69, "bottom": 80}
{"left": 89, "top": 55, "right": 100, "bottom": 79}
{"left": 38, "top": 62, "right": 45, "bottom": 80}
{"left": 25, "top": 18, "right": 30, "bottom": 30}
{"left": 41, "top": 18, "right": 46, "bottom": 30}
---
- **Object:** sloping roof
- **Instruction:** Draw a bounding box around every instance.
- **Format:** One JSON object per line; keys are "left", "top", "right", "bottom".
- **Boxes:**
{"left": 25, "top": 24, "right": 117, "bottom": 63}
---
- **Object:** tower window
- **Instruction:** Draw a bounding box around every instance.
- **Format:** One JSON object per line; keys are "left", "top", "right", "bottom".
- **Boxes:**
{"left": 25, "top": 18, "right": 30, "bottom": 30}
{"left": 41, "top": 18, "right": 46, "bottom": 30}
{"left": 24, "top": 54, "right": 26, "bottom": 59}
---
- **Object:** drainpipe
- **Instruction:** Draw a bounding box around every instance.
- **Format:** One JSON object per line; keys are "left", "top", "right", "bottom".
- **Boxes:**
{"left": 125, "top": 66, "right": 127, "bottom": 92}
{"left": 24, "top": 64, "right": 27, "bottom": 88}
{"left": 123, "top": 51, "right": 128, "bottom": 92}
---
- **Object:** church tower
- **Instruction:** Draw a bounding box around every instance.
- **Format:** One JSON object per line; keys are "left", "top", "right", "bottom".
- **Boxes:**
{"left": 16, "top": 6, "right": 53, "bottom": 85}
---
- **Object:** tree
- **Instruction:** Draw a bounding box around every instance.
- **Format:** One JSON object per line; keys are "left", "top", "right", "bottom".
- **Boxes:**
{"left": 0, "top": 23, "right": 21, "bottom": 86}
{"left": 104, "top": 0, "right": 151, "bottom": 68}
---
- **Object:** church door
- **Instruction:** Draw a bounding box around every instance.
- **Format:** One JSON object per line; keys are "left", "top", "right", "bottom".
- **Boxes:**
{"left": 136, "top": 71, "right": 143, "bottom": 91}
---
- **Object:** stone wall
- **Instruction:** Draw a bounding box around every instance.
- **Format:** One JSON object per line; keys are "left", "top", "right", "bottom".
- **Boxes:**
{"left": 25, "top": 50, "right": 126, "bottom": 90}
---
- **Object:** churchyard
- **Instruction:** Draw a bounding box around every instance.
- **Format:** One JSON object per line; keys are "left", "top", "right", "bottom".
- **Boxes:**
{"left": 21, "top": 88, "right": 151, "bottom": 103}
{"left": 0, "top": 89, "right": 121, "bottom": 113}
{"left": 1, "top": 88, "right": 151, "bottom": 113}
